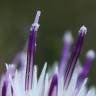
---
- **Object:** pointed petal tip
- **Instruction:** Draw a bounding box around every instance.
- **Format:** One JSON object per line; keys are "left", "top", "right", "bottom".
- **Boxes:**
{"left": 64, "top": 31, "right": 73, "bottom": 44}
{"left": 79, "top": 25, "right": 87, "bottom": 35}
{"left": 86, "top": 50, "right": 95, "bottom": 59}
{"left": 44, "top": 61, "right": 47, "bottom": 65}
{"left": 5, "top": 63, "right": 8, "bottom": 70}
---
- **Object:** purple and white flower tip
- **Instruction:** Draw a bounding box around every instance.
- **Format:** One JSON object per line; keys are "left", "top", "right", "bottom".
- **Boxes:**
{"left": 79, "top": 25, "right": 87, "bottom": 35}
{"left": 0, "top": 11, "right": 96, "bottom": 96}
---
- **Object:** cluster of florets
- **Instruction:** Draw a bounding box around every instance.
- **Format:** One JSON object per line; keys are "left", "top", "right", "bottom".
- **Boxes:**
{"left": 0, "top": 11, "right": 96, "bottom": 96}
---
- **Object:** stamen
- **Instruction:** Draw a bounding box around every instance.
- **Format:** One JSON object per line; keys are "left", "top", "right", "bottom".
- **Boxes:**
{"left": 25, "top": 10, "right": 41, "bottom": 91}
{"left": 34, "top": 10, "right": 41, "bottom": 24}
{"left": 75, "top": 50, "right": 95, "bottom": 95}
{"left": 64, "top": 26, "right": 87, "bottom": 89}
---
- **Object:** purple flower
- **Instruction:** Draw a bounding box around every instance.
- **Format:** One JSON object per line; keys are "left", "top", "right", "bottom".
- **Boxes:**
{"left": 0, "top": 10, "right": 96, "bottom": 96}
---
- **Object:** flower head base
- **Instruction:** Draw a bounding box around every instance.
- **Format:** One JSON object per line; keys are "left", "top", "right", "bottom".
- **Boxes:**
{"left": 0, "top": 11, "right": 96, "bottom": 96}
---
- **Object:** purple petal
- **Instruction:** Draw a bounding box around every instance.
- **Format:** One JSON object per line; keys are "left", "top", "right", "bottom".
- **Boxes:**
{"left": 48, "top": 74, "right": 58, "bottom": 96}
{"left": 59, "top": 32, "right": 73, "bottom": 77}
{"left": 25, "top": 11, "right": 41, "bottom": 90}
{"left": 75, "top": 50, "right": 95, "bottom": 95}
{"left": 64, "top": 26, "right": 87, "bottom": 89}
{"left": 2, "top": 81, "right": 8, "bottom": 96}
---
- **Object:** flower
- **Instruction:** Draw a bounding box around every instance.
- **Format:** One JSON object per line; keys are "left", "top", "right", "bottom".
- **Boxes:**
{"left": 0, "top": 10, "right": 96, "bottom": 96}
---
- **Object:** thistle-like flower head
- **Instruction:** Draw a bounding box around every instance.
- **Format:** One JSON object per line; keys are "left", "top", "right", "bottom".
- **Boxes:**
{"left": 0, "top": 11, "right": 96, "bottom": 96}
